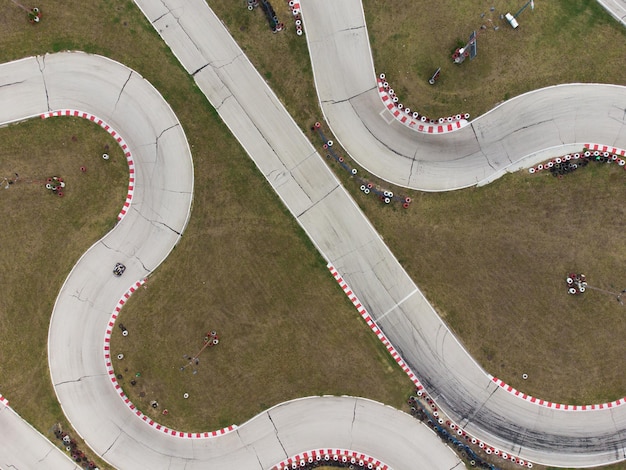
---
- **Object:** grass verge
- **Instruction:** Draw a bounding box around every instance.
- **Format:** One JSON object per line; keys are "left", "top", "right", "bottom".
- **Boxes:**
{"left": 0, "top": 116, "right": 128, "bottom": 469}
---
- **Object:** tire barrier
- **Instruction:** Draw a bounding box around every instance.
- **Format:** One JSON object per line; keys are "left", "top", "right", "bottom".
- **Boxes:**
{"left": 529, "top": 145, "right": 626, "bottom": 179}
{"left": 287, "top": 1, "right": 304, "bottom": 36}
{"left": 408, "top": 393, "right": 530, "bottom": 469}
{"left": 376, "top": 74, "right": 469, "bottom": 134}
{"left": 250, "top": 0, "right": 283, "bottom": 33}
{"left": 52, "top": 425, "right": 98, "bottom": 469}
{"left": 311, "top": 121, "right": 413, "bottom": 208}
{"left": 270, "top": 448, "right": 390, "bottom": 470}
{"left": 41, "top": 110, "right": 135, "bottom": 221}
{"left": 45, "top": 175, "right": 66, "bottom": 196}
{"left": 568, "top": 271, "right": 588, "bottom": 295}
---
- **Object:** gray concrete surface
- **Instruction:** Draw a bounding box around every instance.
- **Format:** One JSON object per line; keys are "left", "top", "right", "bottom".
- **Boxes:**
{"left": 0, "top": 404, "right": 79, "bottom": 470}
{"left": 302, "top": 0, "right": 626, "bottom": 191}
{"left": 597, "top": 0, "right": 626, "bottom": 25}
{"left": 0, "top": 51, "right": 460, "bottom": 470}
{"left": 2, "top": 0, "right": 626, "bottom": 468}
{"left": 134, "top": 0, "right": 626, "bottom": 467}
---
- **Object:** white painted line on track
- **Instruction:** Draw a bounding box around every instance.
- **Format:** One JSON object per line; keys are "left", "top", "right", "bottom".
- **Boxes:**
{"left": 376, "top": 288, "right": 418, "bottom": 322}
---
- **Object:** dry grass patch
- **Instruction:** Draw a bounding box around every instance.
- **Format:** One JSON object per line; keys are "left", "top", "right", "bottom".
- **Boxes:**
{"left": 364, "top": 0, "right": 626, "bottom": 118}
{"left": 110, "top": 126, "right": 409, "bottom": 431}
{"left": 360, "top": 162, "right": 626, "bottom": 404}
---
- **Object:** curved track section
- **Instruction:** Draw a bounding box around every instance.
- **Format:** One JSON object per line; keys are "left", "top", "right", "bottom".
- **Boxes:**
{"left": 132, "top": 0, "right": 626, "bottom": 466}
{"left": 302, "top": 0, "right": 626, "bottom": 192}
{"left": 299, "top": 0, "right": 626, "bottom": 466}
{"left": 0, "top": 52, "right": 460, "bottom": 469}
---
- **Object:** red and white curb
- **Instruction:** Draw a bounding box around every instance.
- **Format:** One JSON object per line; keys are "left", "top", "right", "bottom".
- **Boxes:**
{"left": 327, "top": 263, "right": 533, "bottom": 468}
{"left": 41, "top": 109, "right": 135, "bottom": 222}
{"left": 585, "top": 143, "right": 626, "bottom": 157}
{"left": 528, "top": 144, "right": 626, "bottom": 174}
{"left": 376, "top": 78, "right": 468, "bottom": 134}
{"left": 272, "top": 448, "right": 389, "bottom": 470}
{"left": 328, "top": 264, "right": 424, "bottom": 391}
{"left": 103, "top": 279, "right": 237, "bottom": 438}
{"left": 0, "top": 394, "right": 9, "bottom": 407}
{"left": 491, "top": 377, "right": 626, "bottom": 411}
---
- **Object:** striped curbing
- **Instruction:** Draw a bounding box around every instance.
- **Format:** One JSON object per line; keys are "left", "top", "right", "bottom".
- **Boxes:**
{"left": 327, "top": 263, "right": 534, "bottom": 468}
{"left": 40, "top": 109, "right": 135, "bottom": 222}
{"left": 376, "top": 78, "right": 469, "bottom": 134}
{"left": 271, "top": 448, "right": 389, "bottom": 470}
{"left": 103, "top": 279, "right": 237, "bottom": 439}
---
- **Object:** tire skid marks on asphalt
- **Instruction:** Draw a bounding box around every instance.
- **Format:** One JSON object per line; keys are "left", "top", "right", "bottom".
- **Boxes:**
{"left": 328, "top": 263, "right": 536, "bottom": 468}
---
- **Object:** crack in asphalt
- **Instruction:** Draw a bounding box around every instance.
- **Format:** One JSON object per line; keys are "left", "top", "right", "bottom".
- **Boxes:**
{"left": 35, "top": 55, "right": 50, "bottom": 112}
{"left": 296, "top": 181, "right": 339, "bottom": 219}
{"left": 132, "top": 206, "right": 182, "bottom": 237}
{"left": 134, "top": 255, "right": 151, "bottom": 273}
{"left": 267, "top": 412, "right": 288, "bottom": 458}
{"left": 338, "top": 25, "right": 365, "bottom": 33}
{"left": 214, "top": 93, "right": 233, "bottom": 111}
{"left": 0, "top": 80, "right": 25, "bottom": 88}
{"left": 209, "top": 53, "right": 243, "bottom": 71}
{"left": 191, "top": 63, "right": 210, "bottom": 76}
{"left": 155, "top": 123, "right": 180, "bottom": 150}
{"left": 464, "top": 384, "right": 499, "bottom": 427}
{"left": 234, "top": 428, "right": 266, "bottom": 470}
{"left": 36, "top": 448, "right": 53, "bottom": 463}
{"left": 35, "top": 449, "right": 54, "bottom": 466}
{"left": 321, "top": 85, "right": 375, "bottom": 106}
{"left": 70, "top": 289, "right": 95, "bottom": 307}
{"left": 510, "top": 119, "right": 552, "bottom": 134}
{"left": 55, "top": 375, "right": 103, "bottom": 387}
{"left": 151, "top": 10, "right": 169, "bottom": 24}
{"left": 154, "top": 2, "right": 209, "bottom": 70}
{"left": 408, "top": 146, "right": 420, "bottom": 183}
{"left": 100, "top": 240, "right": 126, "bottom": 255}
{"left": 101, "top": 430, "right": 122, "bottom": 457}
{"left": 114, "top": 71, "right": 133, "bottom": 112}
{"left": 350, "top": 399, "right": 357, "bottom": 449}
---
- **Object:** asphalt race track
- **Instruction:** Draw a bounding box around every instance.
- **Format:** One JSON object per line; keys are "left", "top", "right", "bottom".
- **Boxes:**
{"left": 303, "top": 0, "right": 626, "bottom": 191}
{"left": 0, "top": 53, "right": 459, "bottom": 469}
{"left": 1, "top": 0, "right": 625, "bottom": 468}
